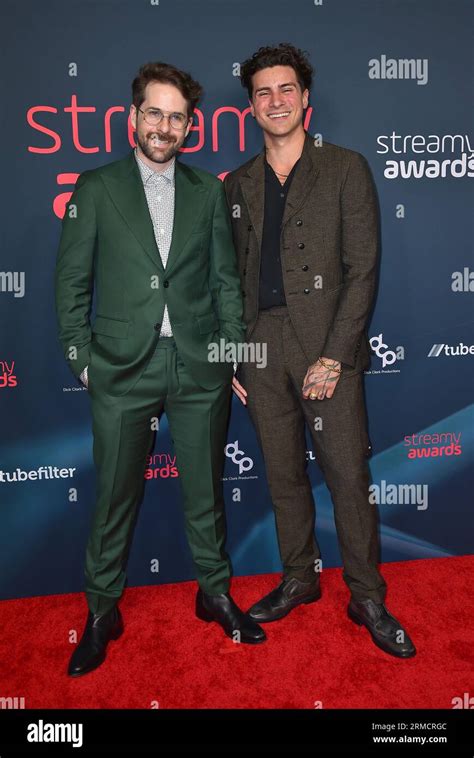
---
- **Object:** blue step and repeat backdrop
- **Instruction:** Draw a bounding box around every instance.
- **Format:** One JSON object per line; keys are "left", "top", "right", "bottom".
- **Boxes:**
{"left": 1, "top": 0, "right": 473, "bottom": 602}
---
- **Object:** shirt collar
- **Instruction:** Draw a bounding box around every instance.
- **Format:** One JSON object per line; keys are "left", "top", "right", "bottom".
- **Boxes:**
{"left": 264, "top": 154, "right": 301, "bottom": 185}
{"left": 134, "top": 148, "right": 175, "bottom": 186}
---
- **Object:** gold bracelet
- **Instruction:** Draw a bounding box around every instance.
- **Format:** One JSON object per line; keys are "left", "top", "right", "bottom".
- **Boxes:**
{"left": 318, "top": 357, "right": 342, "bottom": 373}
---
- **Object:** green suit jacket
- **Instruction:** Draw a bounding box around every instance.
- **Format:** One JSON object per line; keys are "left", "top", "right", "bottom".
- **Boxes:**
{"left": 55, "top": 151, "right": 245, "bottom": 395}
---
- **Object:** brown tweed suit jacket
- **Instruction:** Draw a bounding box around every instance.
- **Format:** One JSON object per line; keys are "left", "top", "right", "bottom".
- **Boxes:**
{"left": 223, "top": 131, "right": 380, "bottom": 376}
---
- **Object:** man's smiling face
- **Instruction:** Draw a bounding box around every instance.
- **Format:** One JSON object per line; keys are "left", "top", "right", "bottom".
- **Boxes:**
{"left": 130, "top": 81, "right": 191, "bottom": 166}
{"left": 249, "top": 65, "right": 309, "bottom": 138}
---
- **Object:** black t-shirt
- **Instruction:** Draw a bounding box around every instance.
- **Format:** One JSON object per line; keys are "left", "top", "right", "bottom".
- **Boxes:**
{"left": 259, "top": 155, "right": 300, "bottom": 310}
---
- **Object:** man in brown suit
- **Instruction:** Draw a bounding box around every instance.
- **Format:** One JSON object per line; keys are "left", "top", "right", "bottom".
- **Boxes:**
{"left": 224, "top": 44, "right": 416, "bottom": 658}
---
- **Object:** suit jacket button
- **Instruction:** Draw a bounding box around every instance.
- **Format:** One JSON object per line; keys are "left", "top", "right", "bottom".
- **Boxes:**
{"left": 243, "top": 268, "right": 247, "bottom": 275}
{"left": 242, "top": 290, "right": 246, "bottom": 297}
{"left": 298, "top": 243, "right": 305, "bottom": 249}
{"left": 247, "top": 224, "right": 252, "bottom": 231}
{"left": 245, "top": 248, "right": 250, "bottom": 255}
{"left": 154, "top": 323, "right": 161, "bottom": 331}
{"left": 304, "top": 288, "right": 310, "bottom": 294}
{"left": 163, "top": 280, "right": 169, "bottom": 288}
{"left": 302, "top": 265, "right": 308, "bottom": 271}
{"left": 296, "top": 219, "right": 303, "bottom": 226}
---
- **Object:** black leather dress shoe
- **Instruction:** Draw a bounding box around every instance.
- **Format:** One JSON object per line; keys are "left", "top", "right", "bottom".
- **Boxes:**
{"left": 196, "top": 589, "right": 266, "bottom": 644}
{"left": 67, "top": 605, "right": 124, "bottom": 677}
{"left": 247, "top": 576, "right": 322, "bottom": 623}
{"left": 348, "top": 598, "right": 416, "bottom": 658}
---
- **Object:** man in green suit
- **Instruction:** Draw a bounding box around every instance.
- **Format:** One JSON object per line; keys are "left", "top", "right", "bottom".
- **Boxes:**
{"left": 55, "top": 62, "right": 266, "bottom": 677}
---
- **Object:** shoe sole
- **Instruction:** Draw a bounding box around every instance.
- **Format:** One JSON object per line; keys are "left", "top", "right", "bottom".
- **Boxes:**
{"left": 347, "top": 607, "right": 416, "bottom": 659}
{"left": 68, "top": 624, "right": 124, "bottom": 677}
{"left": 195, "top": 605, "right": 267, "bottom": 644}
{"left": 248, "top": 591, "right": 322, "bottom": 624}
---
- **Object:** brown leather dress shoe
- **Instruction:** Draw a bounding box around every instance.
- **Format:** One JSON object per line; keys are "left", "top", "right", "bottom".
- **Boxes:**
{"left": 247, "top": 576, "right": 322, "bottom": 623}
{"left": 348, "top": 598, "right": 416, "bottom": 658}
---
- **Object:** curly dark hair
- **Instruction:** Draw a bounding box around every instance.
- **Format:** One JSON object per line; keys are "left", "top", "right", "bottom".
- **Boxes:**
{"left": 132, "top": 61, "right": 203, "bottom": 118}
{"left": 240, "top": 43, "right": 314, "bottom": 99}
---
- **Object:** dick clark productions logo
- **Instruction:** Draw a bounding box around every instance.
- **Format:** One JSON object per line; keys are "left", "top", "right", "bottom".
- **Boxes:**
{"left": 225, "top": 441, "right": 253, "bottom": 475}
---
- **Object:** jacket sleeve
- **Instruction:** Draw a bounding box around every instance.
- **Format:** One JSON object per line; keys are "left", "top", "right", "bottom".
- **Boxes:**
{"left": 321, "top": 152, "right": 379, "bottom": 368}
{"left": 209, "top": 180, "right": 246, "bottom": 346}
{"left": 54, "top": 172, "right": 96, "bottom": 379}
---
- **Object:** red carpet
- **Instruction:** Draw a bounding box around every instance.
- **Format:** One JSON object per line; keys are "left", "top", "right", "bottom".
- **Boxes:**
{"left": 1, "top": 556, "right": 473, "bottom": 709}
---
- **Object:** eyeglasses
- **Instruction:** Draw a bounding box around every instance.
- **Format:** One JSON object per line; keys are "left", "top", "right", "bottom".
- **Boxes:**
{"left": 138, "top": 107, "right": 189, "bottom": 130}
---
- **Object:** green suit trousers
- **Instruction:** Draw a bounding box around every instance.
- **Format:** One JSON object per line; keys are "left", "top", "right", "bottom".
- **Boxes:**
{"left": 85, "top": 337, "right": 232, "bottom": 615}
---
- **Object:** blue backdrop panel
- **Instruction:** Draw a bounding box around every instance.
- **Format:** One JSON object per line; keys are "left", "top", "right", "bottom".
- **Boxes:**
{"left": 0, "top": 0, "right": 472, "bottom": 601}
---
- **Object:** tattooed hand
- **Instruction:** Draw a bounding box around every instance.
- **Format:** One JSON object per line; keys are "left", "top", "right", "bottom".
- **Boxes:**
{"left": 302, "top": 357, "right": 342, "bottom": 400}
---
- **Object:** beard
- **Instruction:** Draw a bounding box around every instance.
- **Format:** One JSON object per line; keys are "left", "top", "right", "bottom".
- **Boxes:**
{"left": 137, "top": 130, "right": 182, "bottom": 164}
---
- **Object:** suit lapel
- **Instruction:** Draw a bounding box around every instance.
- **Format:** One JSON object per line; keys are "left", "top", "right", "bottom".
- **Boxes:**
{"left": 281, "top": 133, "right": 320, "bottom": 227}
{"left": 165, "top": 162, "right": 209, "bottom": 277}
{"left": 239, "top": 131, "right": 321, "bottom": 249}
{"left": 239, "top": 151, "right": 265, "bottom": 253}
{"left": 101, "top": 151, "right": 209, "bottom": 275}
{"left": 101, "top": 151, "right": 164, "bottom": 271}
